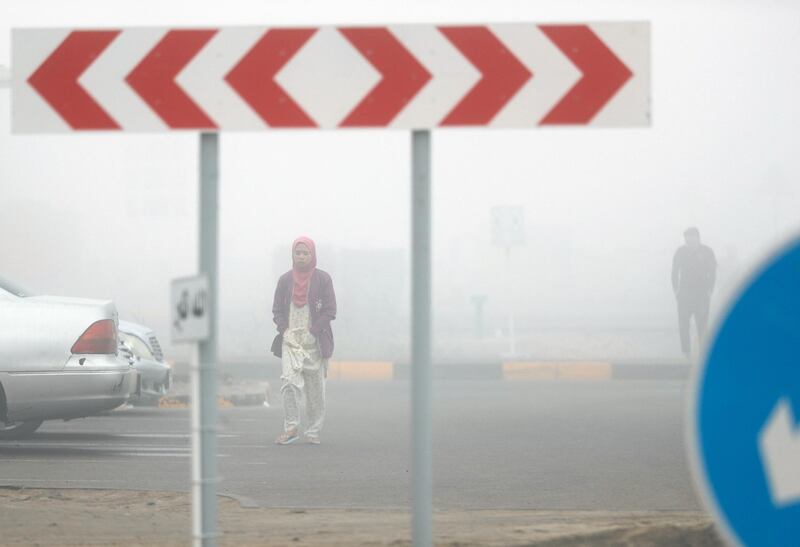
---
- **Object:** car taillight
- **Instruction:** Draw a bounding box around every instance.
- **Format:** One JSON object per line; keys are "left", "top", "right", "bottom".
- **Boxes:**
{"left": 71, "top": 319, "right": 118, "bottom": 355}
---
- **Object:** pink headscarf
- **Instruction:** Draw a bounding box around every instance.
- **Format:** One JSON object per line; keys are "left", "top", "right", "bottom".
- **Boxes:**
{"left": 291, "top": 236, "right": 317, "bottom": 307}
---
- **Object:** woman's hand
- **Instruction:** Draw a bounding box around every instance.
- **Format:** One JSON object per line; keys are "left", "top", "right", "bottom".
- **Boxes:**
{"left": 284, "top": 328, "right": 304, "bottom": 349}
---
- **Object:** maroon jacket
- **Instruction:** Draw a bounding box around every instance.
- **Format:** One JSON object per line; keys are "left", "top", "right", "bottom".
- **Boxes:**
{"left": 271, "top": 269, "right": 337, "bottom": 359}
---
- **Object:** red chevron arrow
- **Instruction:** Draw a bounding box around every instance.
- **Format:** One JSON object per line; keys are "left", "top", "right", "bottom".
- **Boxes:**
{"left": 338, "top": 27, "right": 431, "bottom": 127}
{"left": 539, "top": 25, "right": 633, "bottom": 125}
{"left": 225, "top": 29, "right": 317, "bottom": 127}
{"left": 126, "top": 30, "right": 217, "bottom": 129}
{"left": 438, "top": 26, "right": 531, "bottom": 126}
{"left": 28, "top": 30, "right": 120, "bottom": 130}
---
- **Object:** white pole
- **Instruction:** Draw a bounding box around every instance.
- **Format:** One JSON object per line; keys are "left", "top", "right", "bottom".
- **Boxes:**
{"left": 190, "top": 343, "right": 204, "bottom": 543}
{"left": 193, "top": 132, "right": 219, "bottom": 546}
{"left": 411, "top": 129, "right": 432, "bottom": 547}
{"left": 506, "top": 247, "right": 516, "bottom": 356}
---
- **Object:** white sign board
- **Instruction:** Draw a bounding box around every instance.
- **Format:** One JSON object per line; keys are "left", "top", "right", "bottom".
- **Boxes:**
{"left": 11, "top": 23, "right": 650, "bottom": 132}
{"left": 491, "top": 206, "right": 525, "bottom": 247}
{"left": 171, "top": 275, "right": 209, "bottom": 343}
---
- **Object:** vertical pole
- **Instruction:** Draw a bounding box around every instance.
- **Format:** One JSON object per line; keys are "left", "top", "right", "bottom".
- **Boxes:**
{"left": 506, "top": 247, "right": 516, "bottom": 356}
{"left": 411, "top": 129, "right": 432, "bottom": 547}
{"left": 194, "top": 132, "right": 219, "bottom": 546}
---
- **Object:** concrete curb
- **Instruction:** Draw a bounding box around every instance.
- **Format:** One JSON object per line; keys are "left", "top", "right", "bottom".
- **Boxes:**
{"left": 503, "top": 361, "right": 612, "bottom": 380}
{"left": 328, "top": 361, "right": 394, "bottom": 381}
{"left": 158, "top": 381, "right": 272, "bottom": 408}
{"left": 337, "top": 360, "right": 690, "bottom": 381}
{"left": 163, "top": 363, "right": 691, "bottom": 402}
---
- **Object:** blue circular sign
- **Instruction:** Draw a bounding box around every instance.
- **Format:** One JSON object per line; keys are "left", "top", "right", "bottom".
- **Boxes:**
{"left": 691, "top": 237, "right": 800, "bottom": 546}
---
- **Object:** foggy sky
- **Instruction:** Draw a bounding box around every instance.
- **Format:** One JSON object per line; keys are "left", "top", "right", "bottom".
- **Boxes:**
{"left": 2, "top": 0, "right": 800, "bottom": 363}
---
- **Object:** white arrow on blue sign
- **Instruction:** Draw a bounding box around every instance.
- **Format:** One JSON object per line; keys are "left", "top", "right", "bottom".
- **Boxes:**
{"left": 690, "top": 236, "right": 800, "bottom": 546}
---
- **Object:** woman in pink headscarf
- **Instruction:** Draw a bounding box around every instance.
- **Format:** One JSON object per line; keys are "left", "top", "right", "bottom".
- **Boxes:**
{"left": 271, "top": 237, "right": 337, "bottom": 445}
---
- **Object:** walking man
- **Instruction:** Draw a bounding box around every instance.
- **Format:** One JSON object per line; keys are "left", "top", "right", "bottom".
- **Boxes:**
{"left": 672, "top": 227, "right": 716, "bottom": 358}
{"left": 271, "top": 237, "right": 337, "bottom": 445}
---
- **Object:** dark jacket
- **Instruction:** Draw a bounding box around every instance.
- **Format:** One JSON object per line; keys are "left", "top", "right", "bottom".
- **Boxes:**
{"left": 271, "top": 269, "right": 337, "bottom": 359}
{"left": 672, "top": 244, "right": 716, "bottom": 298}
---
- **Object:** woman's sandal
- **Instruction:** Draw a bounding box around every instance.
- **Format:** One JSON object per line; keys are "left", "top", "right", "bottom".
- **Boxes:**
{"left": 275, "top": 429, "right": 299, "bottom": 445}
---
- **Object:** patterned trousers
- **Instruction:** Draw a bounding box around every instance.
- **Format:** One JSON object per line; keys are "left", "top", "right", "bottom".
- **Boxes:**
{"left": 281, "top": 364, "right": 326, "bottom": 437}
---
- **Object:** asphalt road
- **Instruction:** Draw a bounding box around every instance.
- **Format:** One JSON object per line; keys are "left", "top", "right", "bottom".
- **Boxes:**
{"left": 0, "top": 381, "right": 700, "bottom": 511}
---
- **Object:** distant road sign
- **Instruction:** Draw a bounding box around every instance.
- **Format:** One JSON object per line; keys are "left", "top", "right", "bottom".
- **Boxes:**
{"left": 171, "top": 275, "right": 209, "bottom": 343}
{"left": 12, "top": 23, "right": 649, "bottom": 132}
{"left": 491, "top": 206, "right": 525, "bottom": 247}
{"left": 690, "top": 237, "right": 800, "bottom": 546}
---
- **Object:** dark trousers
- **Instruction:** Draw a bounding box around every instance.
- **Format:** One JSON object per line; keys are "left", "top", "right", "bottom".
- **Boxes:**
{"left": 677, "top": 293, "right": 710, "bottom": 355}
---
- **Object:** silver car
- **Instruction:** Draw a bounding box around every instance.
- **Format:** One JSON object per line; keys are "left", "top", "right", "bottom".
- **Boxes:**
{"left": 118, "top": 320, "right": 170, "bottom": 403}
{"left": 0, "top": 276, "right": 133, "bottom": 439}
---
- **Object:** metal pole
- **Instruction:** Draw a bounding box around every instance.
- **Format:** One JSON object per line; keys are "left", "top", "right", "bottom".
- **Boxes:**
{"left": 506, "top": 247, "right": 516, "bottom": 356}
{"left": 411, "top": 129, "right": 432, "bottom": 547}
{"left": 193, "top": 132, "right": 219, "bottom": 546}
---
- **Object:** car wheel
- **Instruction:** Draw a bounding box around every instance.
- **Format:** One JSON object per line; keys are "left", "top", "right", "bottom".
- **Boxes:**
{"left": 0, "top": 420, "right": 44, "bottom": 440}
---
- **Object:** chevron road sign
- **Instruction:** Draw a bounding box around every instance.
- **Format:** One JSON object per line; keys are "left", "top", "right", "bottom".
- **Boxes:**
{"left": 12, "top": 23, "right": 649, "bottom": 132}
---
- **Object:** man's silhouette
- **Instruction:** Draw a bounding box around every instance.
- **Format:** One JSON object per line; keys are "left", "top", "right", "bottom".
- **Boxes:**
{"left": 672, "top": 227, "right": 716, "bottom": 357}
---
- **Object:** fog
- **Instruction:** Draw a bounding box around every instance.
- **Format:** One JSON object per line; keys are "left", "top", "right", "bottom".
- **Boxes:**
{"left": 2, "top": 0, "right": 800, "bottom": 366}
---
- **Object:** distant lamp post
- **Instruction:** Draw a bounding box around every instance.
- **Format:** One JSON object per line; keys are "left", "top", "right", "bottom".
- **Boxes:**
{"left": 471, "top": 295, "right": 487, "bottom": 338}
{"left": 491, "top": 206, "right": 525, "bottom": 249}
{"left": 491, "top": 206, "right": 525, "bottom": 357}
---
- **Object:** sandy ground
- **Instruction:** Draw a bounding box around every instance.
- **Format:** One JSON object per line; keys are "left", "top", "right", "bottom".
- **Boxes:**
{"left": 0, "top": 487, "right": 724, "bottom": 546}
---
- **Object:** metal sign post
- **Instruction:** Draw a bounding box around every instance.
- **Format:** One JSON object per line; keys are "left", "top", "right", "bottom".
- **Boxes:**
{"left": 195, "top": 133, "right": 219, "bottom": 547}
{"left": 170, "top": 270, "right": 215, "bottom": 545}
{"left": 169, "top": 140, "right": 219, "bottom": 547}
{"left": 411, "top": 129, "right": 432, "bottom": 547}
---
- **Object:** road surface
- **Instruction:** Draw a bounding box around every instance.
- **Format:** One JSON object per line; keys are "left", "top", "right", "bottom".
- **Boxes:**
{"left": 0, "top": 380, "right": 699, "bottom": 511}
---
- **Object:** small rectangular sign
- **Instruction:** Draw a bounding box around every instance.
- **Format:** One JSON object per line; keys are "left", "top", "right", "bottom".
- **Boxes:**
{"left": 491, "top": 206, "right": 525, "bottom": 247}
{"left": 170, "top": 275, "right": 209, "bottom": 343}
